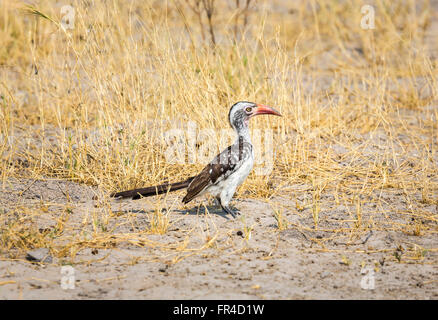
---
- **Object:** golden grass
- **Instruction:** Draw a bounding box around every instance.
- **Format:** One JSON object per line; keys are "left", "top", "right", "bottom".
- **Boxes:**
{"left": 0, "top": 0, "right": 437, "bottom": 265}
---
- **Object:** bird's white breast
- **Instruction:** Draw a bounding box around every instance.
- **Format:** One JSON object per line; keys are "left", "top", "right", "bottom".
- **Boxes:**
{"left": 206, "top": 149, "right": 254, "bottom": 205}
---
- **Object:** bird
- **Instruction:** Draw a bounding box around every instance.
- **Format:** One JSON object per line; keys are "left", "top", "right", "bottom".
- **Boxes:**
{"left": 111, "top": 101, "right": 282, "bottom": 218}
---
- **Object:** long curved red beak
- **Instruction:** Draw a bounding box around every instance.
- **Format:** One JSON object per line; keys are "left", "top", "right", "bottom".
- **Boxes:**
{"left": 254, "top": 104, "right": 282, "bottom": 117}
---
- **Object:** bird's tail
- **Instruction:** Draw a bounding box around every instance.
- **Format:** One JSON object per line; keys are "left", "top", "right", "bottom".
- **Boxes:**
{"left": 110, "top": 177, "right": 195, "bottom": 200}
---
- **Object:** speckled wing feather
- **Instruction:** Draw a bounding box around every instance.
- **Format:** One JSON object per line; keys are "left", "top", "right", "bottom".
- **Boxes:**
{"left": 182, "top": 137, "right": 252, "bottom": 204}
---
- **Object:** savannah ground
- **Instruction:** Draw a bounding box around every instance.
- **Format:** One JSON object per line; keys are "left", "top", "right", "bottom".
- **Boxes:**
{"left": 0, "top": 0, "right": 437, "bottom": 299}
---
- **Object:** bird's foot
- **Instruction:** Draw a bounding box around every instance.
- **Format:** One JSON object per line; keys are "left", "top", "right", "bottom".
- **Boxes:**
{"left": 217, "top": 197, "right": 240, "bottom": 219}
{"left": 222, "top": 205, "right": 239, "bottom": 219}
{"left": 228, "top": 209, "right": 237, "bottom": 219}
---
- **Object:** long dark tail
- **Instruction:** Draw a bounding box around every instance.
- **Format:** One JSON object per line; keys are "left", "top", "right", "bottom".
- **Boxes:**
{"left": 111, "top": 177, "right": 195, "bottom": 200}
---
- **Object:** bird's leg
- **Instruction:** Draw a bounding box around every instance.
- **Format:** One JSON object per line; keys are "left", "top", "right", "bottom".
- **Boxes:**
{"left": 214, "top": 197, "right": 221, "bottom": 207}
{"left": 222, "top": 204, "right": 237, "bottom": 218}
{"left": 217, "top": 197, "right": 239, "bottom": 218}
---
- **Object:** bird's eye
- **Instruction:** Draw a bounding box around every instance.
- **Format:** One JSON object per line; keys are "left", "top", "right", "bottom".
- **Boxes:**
{"left": 245, "top": 107, "right": 252, "bottom": 113}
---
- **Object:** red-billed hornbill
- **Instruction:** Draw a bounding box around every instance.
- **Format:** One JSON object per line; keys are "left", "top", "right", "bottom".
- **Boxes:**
{"left": 111, "top": 101, "right": 282, "bottom": 218}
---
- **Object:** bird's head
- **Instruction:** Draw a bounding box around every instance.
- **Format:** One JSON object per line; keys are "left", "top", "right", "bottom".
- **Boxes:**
{"left": 228, "top": 101, "right": 282, "bottom": 132}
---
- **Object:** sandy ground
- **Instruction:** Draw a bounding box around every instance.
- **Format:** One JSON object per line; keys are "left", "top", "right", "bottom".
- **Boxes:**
{"left": 0, "top": 178, "right": 437, "bottom": 300}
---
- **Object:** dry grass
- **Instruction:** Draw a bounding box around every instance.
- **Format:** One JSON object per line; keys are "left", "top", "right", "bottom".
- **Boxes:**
{"left": 0, "top": 0, "right": 437, "bottom": 266}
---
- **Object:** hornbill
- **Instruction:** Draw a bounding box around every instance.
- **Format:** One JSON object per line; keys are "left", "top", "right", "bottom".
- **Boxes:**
{"left": 111, "top": 101, "right": 282, "bottom": 218}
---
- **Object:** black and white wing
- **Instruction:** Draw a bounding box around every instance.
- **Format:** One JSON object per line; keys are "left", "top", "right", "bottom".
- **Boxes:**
{"left": 182, "top": 138, "right": 252, "bottom": 203}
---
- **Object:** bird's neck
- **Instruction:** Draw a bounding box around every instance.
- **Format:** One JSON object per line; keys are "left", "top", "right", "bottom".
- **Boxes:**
{"left": 235, "top": 125, "right": 251, "bottom": 144}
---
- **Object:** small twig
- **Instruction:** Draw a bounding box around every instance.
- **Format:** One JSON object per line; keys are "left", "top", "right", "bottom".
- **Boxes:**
{"left": 18, "top": 179, "right": 38, "bottom": 198}
{"left": 56, "top": 181, "right": 71, "bottom": 202}
{"left": 243, "top": 0, "right": 252, "bottom": 29}
{"left": 335, "top": 230, "right": 374, "bottom": 246}
{"left": 185, "top": 0, "right": 205, "bottom": 41}
{"left": 233, "top": 0, "right": 253, "bottom": 41}
{"left": 361, "top": 230, "right": 373, "bottom": 244}
{"left": 201, "top": 0, "right": 216, "bottom": 46}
